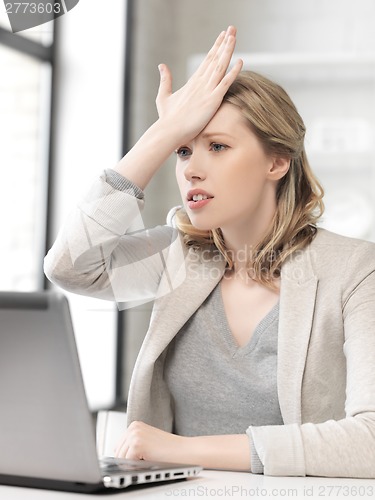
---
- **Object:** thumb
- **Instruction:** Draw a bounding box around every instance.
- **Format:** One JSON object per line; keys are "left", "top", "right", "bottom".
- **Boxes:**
{"left": 156, "top": 63, "right": 172, "bottom": 103}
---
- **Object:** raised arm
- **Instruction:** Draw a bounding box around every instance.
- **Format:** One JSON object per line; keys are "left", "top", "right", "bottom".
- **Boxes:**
{"left": 44, "top": 27, "right": 242, "bottom": 304}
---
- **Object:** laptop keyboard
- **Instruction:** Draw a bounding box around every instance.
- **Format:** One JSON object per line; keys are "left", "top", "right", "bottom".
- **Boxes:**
{"left": 100, "top": 458, "right": 161, "bottom": 472}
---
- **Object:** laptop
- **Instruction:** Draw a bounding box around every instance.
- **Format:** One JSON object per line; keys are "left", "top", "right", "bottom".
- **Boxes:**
{"left": 0, "top": 291, "right": 202, "bottom": 493}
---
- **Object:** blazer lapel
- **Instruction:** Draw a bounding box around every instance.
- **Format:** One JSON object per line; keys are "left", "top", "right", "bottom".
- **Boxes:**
{"left": 142, "top": 247, "right": 226, "bottom": 362}
{"left": 278, "top": 247, "right": 318, "bottom": 425}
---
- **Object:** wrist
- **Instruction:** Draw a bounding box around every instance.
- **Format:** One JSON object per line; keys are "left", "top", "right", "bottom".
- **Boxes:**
{"left": 113, "top": 118, "right": 180, "bottom": 190}
{"left": 183, "top": 434, "right": 251, "bottom": 471}
{"left": 152, "top": 116, "right": 188, "bottom": 150}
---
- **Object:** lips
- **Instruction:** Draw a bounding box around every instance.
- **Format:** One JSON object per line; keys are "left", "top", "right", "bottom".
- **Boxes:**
{"left": 187, "top": 189, "right": 214, "bottom": 202}
{"left": 186, "top": 189, "right": 214, "bottom": 210}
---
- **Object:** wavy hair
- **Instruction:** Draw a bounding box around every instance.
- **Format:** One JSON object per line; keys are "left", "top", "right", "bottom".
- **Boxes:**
{"left": 175, "top": 71, "right": 324, "bottom": 288}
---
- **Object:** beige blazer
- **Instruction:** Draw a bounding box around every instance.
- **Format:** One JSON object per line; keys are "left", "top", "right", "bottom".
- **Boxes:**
{"left": 44, "top": 174, "right": 375, "bottom": 478}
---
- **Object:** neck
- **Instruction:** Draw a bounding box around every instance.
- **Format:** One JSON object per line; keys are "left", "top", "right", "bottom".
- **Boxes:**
{"left": 218, "top": 181, "right": 278, "bottom": 283}
{"left": 221, "top": 218, "right": 275, "bottom": 273}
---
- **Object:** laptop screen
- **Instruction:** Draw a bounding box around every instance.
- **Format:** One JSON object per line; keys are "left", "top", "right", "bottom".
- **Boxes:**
{"left": 0, "top": 291, "right": 102, "bottom": 486}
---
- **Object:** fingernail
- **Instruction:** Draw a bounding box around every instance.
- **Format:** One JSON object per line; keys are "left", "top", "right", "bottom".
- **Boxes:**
{"left": 158, "top": 64, "right": 163, "bottom": 74}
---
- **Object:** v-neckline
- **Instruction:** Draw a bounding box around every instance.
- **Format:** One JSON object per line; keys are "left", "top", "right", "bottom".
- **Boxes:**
{"left": 213, "top": 283, "right": 280, "bottom": 358}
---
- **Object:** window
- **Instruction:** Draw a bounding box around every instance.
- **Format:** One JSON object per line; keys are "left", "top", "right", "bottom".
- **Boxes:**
{"left": 0, "top": 42, "right": 51, "bottom": 290}
{"left": 0, "top": 10, "right": 53, "bottom": 290}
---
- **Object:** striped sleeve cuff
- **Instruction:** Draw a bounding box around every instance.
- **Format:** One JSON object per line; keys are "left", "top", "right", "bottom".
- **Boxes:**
{"left": 104, "top": 169, "right": 144, "bottom": 200}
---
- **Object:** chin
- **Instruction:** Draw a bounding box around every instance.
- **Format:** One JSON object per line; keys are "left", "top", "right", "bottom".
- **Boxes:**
{"left": 188, "top": 217, "right": 218, "bottom": 232}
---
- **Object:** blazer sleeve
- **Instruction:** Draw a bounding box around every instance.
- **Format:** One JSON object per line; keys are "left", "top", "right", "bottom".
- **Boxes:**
{"left": 44, "top": 171, "right": 186, "bottom": 307}
{"left": 247, "top": 242, "right": 375, "bottom": 478}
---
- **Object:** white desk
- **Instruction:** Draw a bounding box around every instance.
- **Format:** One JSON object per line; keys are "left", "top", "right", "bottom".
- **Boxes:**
{"left": 1, "top": 470, "right": 374, "bottom": 499}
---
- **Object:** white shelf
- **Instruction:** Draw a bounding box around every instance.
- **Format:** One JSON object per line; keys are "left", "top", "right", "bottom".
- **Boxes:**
{"left": 239, "top": 52, "right": 375, "bottom": 83}
{"left": 307, "top": 152, "right": 374, "bottom": 171}
{"left": 189, "top": 52, "right": 375, "bottom": 82}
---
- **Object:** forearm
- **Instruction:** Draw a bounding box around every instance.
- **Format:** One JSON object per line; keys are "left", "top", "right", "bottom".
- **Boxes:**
{"left": 113, "top": 118, "right": 181, "bottom": 191}
{"left": 184, "top": 434, "right": 251, "bottom": 471}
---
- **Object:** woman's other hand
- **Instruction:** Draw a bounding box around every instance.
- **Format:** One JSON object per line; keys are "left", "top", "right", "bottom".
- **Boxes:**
{"left": 114, "top": 421, "right": 251, "bottom": 471}
{"left": 114, "top": 421, "right": 186, "bottom": 463}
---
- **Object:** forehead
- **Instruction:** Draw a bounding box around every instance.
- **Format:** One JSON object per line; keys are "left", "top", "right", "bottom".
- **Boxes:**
{"left": 201, "top": 102, "right": 249, "bottom": 137}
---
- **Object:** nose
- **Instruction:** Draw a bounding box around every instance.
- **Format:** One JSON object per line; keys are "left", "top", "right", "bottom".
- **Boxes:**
{"left": 183, "top": 151, "right": 207, "bottom": 182}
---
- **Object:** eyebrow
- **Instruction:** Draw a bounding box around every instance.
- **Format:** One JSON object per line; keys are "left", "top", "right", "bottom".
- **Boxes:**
{"left": 199, "top": 132, "right": 235, "bottom": 140}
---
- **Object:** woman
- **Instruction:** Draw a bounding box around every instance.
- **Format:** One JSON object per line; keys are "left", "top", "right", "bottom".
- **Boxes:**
{"left": 44, "top": 26, "right": 375, "bottom": 477}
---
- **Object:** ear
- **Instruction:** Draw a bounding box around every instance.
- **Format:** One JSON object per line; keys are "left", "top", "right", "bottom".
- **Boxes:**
{"left": 267, "top": 156, "right": 290, "bottom": 181}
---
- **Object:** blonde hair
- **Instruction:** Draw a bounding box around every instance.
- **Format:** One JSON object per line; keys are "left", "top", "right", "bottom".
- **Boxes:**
{"left": 175, "top": 71, "right": 324, "bottom": 288}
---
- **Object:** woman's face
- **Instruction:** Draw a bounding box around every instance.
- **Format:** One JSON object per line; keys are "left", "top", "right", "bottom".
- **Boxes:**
{"left": 175, "top": 102, "right": 285, "bottom": 237}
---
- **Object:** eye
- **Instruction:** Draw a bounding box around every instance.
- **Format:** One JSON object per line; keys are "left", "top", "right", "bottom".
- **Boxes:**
{"left": 210, "top": 143, "right": 227, "bottom": 153}
{"left": 175, "top": 147, "right": 192, "bottom": 158}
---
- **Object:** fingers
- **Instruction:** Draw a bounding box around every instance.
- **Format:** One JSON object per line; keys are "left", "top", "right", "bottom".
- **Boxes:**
{"left": 214, "top": 58, "right": 244, "bottom": 93}
{"left": 114, "top": 437, "right": 129, "bottom": 459}
{"left": 114, "top": 422, "right": 146, "bottom": 460}
{"left": 196, "top": 30, "right": 226, "bottom": 76}
{"left": 208, "top": 33, "right": 238, "bottom": 87}
{"left": 197, "top": 26, "right": 237, "bottom": 81}
{"left": 214, "top": 26, "right": 237, "bottom": 65}
{"left": 115, "top": 440, "right": 141, "bottom": 460}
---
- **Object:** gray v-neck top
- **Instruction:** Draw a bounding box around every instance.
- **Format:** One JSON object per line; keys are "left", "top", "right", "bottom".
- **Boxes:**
{"left": 164, "top": 282, "right": 283, "bottom": 437}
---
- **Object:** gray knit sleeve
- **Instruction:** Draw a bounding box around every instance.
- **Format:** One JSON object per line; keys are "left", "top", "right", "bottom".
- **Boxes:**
{"left": 104, "top": 168, "right": 144, "bottom": 199}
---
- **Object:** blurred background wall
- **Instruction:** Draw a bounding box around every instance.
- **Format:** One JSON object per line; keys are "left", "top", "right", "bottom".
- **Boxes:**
{"left": 1, "top": 0, "right": 375, "bottom": 411}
